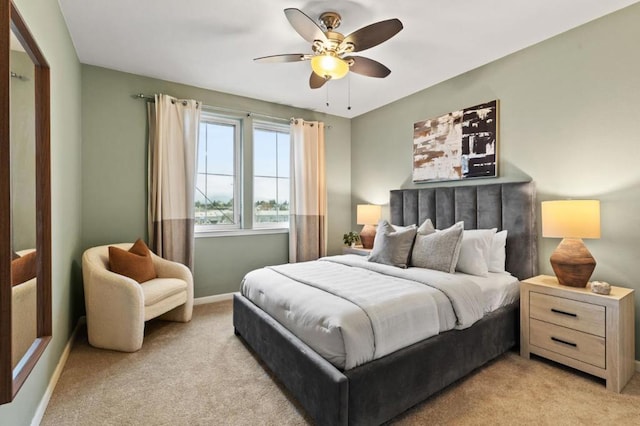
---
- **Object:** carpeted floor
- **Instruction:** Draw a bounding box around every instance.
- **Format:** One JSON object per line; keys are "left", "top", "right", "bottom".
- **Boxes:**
{"left": 42, "top": 301, "right": 640, "bottom": 425}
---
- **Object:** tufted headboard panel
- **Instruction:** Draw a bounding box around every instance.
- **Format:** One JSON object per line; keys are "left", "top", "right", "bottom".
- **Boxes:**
{"left": 390, "top": 182, "right": 538, "bottom": 280}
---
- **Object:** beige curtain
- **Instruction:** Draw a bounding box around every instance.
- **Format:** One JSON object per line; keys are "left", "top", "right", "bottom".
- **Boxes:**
{"left": 289, "top": 119, "right": 327, "bottom": 262}
{"left": 148, "top": 94, "right": 201, "bottom": 269}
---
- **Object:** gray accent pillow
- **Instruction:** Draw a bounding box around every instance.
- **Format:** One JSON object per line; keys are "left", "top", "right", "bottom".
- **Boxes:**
{"left": 368, "top": 220, "right": 417, "bottom": 268}
{"left": 411, "top": 221, "right": 464, "bottom": 273}
{"left": 416, "top": 218, "right": 435, "bottom": 236}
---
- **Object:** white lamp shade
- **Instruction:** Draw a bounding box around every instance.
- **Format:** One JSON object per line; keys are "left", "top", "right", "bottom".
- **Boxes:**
{"left": 357, "top": 204, "right": 381, "bottom": 225}
{"left": 541, "top": 200, "right": 600, "bottom": 239}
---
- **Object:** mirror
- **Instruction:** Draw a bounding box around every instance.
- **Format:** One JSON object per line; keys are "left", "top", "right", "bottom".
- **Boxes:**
{"left": 1, "top": 0, "right": 51, "bottom": 404}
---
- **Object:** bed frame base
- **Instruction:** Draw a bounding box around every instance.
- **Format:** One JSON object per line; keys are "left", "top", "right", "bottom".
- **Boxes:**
{"left": 234, "top": 294, "right": 519, "bottom": 425}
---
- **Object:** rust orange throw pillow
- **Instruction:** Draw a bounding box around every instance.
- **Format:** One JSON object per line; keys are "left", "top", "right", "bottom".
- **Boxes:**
{"left": 11, "top": 251, "right": 37, "bottom": 286}
{"left": 108, "top": 239, "right": 157, "bottom": 283}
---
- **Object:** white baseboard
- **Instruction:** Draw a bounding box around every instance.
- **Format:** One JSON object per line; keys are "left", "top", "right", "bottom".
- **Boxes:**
{"left": 194, "top": 292, "right": 236, "bottom": 305}
{"left": 31, "top": 316, "right": 86, "bottom": 426}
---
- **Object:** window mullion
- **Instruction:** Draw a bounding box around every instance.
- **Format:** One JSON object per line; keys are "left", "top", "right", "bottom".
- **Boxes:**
{"left": 242, "top": 116, "right": 253, "bottom": 230}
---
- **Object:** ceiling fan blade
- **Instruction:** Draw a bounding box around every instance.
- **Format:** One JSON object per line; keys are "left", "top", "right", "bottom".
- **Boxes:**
{"left": 284, "top": 8, "right": 327, "bottom": 43}
{"left": 345, "top": 56, "right": 391, "bottom": 78}
{"left": 341, "top": 18, "right": 403, "bottom": 53}
{"left": 253, "top": 54, "right": 310, "bottom": 63}
{"left": 309, "top": 72, "right": 328, "bottom": 89}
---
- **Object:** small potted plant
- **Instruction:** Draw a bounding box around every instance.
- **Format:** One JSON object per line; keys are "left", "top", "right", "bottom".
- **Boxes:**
{"left": 343, "top": 231, "right": 360, "bottom": 247}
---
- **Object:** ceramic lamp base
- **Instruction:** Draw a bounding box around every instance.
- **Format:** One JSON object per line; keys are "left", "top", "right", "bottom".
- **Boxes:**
{"left": 550, "top": 238, "right": 596, "bottom": 287}
{"left": 360, "top": 224, "right": 377, "bottom": 249}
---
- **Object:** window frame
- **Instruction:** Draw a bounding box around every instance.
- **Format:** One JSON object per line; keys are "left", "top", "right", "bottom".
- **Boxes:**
{"left": 194, "top": 110, "right": 291, "bottom": 237}
{"left": 194, "top": 112, "right": 242, "bottom": 233}
{"left": 252, "top": 120, "right": 291, "bottom": 230}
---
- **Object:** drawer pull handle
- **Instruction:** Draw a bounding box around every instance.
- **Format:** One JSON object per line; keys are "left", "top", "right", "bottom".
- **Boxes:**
{"left": 551, "top": 336, "right": 577, "bottom": 348}
{"left": 551, "top": 308, "right": 577, "bottom": 318}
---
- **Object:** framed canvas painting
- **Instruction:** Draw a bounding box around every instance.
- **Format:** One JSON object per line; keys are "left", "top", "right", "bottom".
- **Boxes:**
{"left": 413, "top": 100, "right": 498, "bottom": 182}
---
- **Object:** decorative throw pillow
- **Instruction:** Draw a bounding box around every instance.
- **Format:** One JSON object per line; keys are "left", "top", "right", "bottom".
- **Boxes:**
{"left": 368, "top": 220, "right": 417, "bottom": 268}
{"left": 11, "top": 250, "right": 37, "bottom": 286}
{"left": 391, "top": 223, "right": 415, "bottom": 232}
{"left": 109, "top": 239, "right": 157, "bottom": 283}
{"left": 411, "top": 221, "right": 464, "bottom": 273}
{"left": 455, "top": 228, "right": 497, "bottom": 277}
{"left": 416, "top": 218, "right": 436, "bottom": 236}
{"left": 489, "top": 230, "right": 508, "bottom": 273}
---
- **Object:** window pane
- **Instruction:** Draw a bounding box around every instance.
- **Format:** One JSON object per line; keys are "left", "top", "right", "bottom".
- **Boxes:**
{"left": 197, "top": 125, "right": 207, "bottom": 174}
{"left": 195, "top": 173, "right": 236, "bottom": 225}
{"left": 254, "top": 177, "right": 278, "bottom": 224}
{"left": 277, "top": 177, "right": 290, "bottom": 224}
{"left": 199, "top": 121, "right": 234, "bottom": 175}
{"left": 277, "top": 133, "right": 290, "bottom": 178}
{"left": 253, "top": 125, "right": 290, "bottom": 227}
{"left": 254, "top": 129, "right": 277, "bottom": 176}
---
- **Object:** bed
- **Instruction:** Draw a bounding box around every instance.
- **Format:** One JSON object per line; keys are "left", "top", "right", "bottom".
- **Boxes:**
{"left": 233, "top": 181, "right": 537, "bottom": 425}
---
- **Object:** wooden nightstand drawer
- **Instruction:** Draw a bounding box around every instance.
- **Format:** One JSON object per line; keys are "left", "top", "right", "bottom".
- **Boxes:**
{"left": 530, "top": 292, "right": 605, "bottom": 337}
{"left": 530, "top": 319, "right": 605, "bottom": 368}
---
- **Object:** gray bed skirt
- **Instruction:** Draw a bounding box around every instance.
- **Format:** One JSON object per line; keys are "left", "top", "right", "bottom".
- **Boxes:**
{"left": 234, "top": 294, "right": 519, "bottom": 425}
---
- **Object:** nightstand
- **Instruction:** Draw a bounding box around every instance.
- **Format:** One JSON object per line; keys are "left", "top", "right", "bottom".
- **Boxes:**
{"left": 520, "top": 275, "right": 635, "bottom": 392}
{"left": 342, "top": 246, "right": 372, "bottom": 256}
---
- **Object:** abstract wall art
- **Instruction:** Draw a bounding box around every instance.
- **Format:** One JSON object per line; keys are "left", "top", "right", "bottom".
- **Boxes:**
{"left": 413, "top": 100, "right": 498, "bottom": 182}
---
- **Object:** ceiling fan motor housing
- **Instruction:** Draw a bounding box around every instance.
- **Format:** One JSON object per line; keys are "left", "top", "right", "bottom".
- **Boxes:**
{"left": 319, "top": 11, "right": 342, "bottom": 31}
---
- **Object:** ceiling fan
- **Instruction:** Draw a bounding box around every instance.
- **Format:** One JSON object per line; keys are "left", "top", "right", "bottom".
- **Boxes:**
{"left": 254, "top": 8, "right": 403, "bottom": 89}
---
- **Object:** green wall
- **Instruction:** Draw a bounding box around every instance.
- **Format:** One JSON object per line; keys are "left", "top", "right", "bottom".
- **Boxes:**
{"left": 81, "top": 65, "right": 351, "bottom": 297}
{"left": 0, "top": 0, "right": 83, "bottom": 423}
{"left": 351, "top": 4, "right": 640, "bottom": 357}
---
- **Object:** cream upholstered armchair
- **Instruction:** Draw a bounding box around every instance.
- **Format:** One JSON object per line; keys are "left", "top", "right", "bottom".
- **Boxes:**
{"left": 12, "top": 249, "right": 37, "bottom": 367}
{"left": 82, "top": 243, "right": 193, "bottom": 352}
{"left": 12, "top": 280, "right": 36, "bottom": 368}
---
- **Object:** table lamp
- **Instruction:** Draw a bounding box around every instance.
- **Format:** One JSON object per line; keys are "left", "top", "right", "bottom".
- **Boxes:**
{"left": 357, "top": 204, "right": 381, "bottom": 249}
{"left": 541, "top": 200, "right": 600, "bottom": 287}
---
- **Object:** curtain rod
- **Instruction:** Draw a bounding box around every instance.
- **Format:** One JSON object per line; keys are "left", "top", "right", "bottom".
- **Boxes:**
{"left": 132, "top": 93, "right": 292, "bottom": 123}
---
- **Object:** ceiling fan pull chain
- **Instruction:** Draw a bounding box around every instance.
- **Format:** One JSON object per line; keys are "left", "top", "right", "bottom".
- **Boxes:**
{"left": 326, "top": 83, "right": 330, "bottom": 107}
{"left": 348, "top": 74, "right": 352, "bottom": 111}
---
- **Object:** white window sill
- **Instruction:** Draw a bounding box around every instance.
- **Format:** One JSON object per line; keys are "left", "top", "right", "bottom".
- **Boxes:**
{"left": 195, "top": 228, "right": 289, "bottom": 238}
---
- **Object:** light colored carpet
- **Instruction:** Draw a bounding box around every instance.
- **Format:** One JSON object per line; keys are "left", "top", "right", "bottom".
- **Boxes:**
{"left": 42, "top": 301, "right": 640, "bottom": 425}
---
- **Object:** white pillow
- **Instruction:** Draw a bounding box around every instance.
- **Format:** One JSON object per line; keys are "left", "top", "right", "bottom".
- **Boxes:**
{"left": 489, "top": 230, "right": 508, "bottom": 273}
{"left": 455, "top": 228, "right": 497, "bottom": 277}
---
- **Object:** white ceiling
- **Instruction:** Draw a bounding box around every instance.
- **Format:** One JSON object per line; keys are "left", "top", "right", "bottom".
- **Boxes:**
{"left": 58, "top": 0, "right": 638, "bottom": 118}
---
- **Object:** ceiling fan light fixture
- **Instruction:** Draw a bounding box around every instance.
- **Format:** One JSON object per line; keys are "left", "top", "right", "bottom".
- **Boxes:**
{"left": 311, "top": 54, "right": 349, "bottom": 80}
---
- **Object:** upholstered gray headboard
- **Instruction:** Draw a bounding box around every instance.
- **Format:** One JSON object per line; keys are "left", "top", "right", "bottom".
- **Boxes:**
{"left": 390, "top": 181, "right": 538, "bottom": 280}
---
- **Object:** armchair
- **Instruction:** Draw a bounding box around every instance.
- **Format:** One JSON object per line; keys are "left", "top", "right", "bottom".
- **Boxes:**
{"left": 12, "top": 249, "right": 37, "bottom": 368}
{"left": 82, "top": 243, "right": 193, "bottom": 352}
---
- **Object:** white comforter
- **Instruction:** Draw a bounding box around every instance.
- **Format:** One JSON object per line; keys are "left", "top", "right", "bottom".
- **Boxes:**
{"left": 241, "top": 255, "right": 484, "bottom": 370}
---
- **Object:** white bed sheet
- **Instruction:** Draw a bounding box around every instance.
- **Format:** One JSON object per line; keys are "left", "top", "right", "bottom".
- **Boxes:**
{"left": 457, "top": 271, "right": 520, "bottom": 313}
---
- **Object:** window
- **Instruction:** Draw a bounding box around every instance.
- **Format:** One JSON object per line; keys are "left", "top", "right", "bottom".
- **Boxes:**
{"left": 253, "top": 123, "right": 290, "bottom": 228}
{"left": 195, "top": 111, "right": 290, "bottom": 234}
{"left": 195, "top": 114, "right": 241, "bottom": 230}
